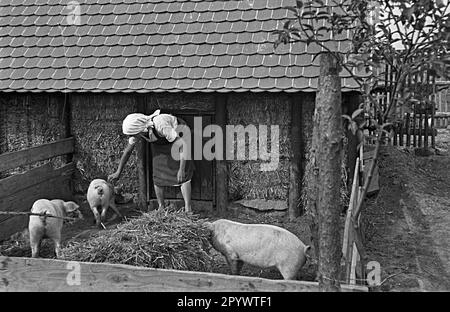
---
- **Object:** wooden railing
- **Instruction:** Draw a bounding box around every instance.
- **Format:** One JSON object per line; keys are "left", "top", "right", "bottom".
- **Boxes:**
{"left": 0, "top": 138, "right": 75, "bottom": 241}
{"left": 0, "top": 256, "right": 368, "bottom": 292}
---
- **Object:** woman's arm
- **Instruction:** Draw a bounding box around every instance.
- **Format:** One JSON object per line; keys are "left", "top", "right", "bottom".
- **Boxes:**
{"left": 173, "top": 137, "right": 187, "bottom": 183}
{"left": 108, "top": 142, "right": 135, "bottom": 183}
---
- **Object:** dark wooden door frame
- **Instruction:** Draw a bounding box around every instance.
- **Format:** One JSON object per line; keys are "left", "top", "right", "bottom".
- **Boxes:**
{"left": 141, "top": 94, "right": 220, "bottom": 208}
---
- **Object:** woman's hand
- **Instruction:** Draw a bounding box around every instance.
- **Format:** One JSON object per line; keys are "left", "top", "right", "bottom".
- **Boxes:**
{"left": 108, "top": 172, "right": 120, "bottom": 184}
{"left": 177, "top": 169, "right": 185, "bottom": 183}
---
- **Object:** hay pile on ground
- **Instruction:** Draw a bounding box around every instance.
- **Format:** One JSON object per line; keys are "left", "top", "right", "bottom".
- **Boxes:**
{"left": 61, "top": 209, "right": 213, "bottom": 272}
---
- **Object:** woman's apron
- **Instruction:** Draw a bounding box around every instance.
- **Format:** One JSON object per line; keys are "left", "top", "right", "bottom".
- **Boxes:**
{"left": 150, "top": 118, "right": 194, "bottom": 187}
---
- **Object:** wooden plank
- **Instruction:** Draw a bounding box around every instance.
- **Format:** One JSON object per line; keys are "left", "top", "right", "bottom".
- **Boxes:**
{"left": 406, "top": 73, "right": 413, "bottom": 147}
{"left": 0, "top": 163, "right": 53, "bottom": 198}
{"left": 344, "top": 150, "right": 362, "bottom": 283}
{"left": 345, "top": 227, "right": 354, "bottom": 283}
{"left": 198, "top": 115, "right": 213, "bottom": 201}
{"left": 0, "top": 257, "right": 368, "bottom": 292}
{"left": 418, "top": 113, "right": 423, "bottom": 147}
{"left": 0, "top": 137, "right": 75, "bottom": 172}
{"left": 424, "top": 109, "right": 429, "bottom": 149}
{"left": 412, "top": 112, "right": 417, "bottom": 147}
{"left": 0, "top": 163, "right": 74, "bottom": 224}
{"left": 405, "top": 113, "right": 411, "bottom": 147}
{"left": 350, "top": 242, "right": 358, "bottom": 285}
{"left": 352, "top": 224, "right": 367, "bottom": 283}
{"left": 288, "top": 95, "right": 302, "bottom": 220}
{"left": 393, "top": 124, "right": 398, "bottom": 146}
{"left": 342, "top": 158, "right": 360, "bottom": 257}
{"left": 151, "top": 94, "right": 215, "bottom": 113}
{"left": 62, "top": 95, "right": 73, "bottom": 164}
{"left": 431, "top": 73, "right": 436, "bottom": 148}
{"left": 185, "top": 115, "right": 202, "bottom": 200}
{"left": 215, "top": 94, "right": 228, "bottom": 213}
{"left": 363, "top": 148, "right": 379, "bottom": 195}
{"left": 0, "top": 215, "right": 29, "bottom": 243}
{"left": 0, "top": 168, "right": 73, "bottom": 241}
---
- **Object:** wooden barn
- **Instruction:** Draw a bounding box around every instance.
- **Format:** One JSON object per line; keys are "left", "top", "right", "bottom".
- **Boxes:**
{"left": 0, "top": 0, "right": 361, "bottom": 240}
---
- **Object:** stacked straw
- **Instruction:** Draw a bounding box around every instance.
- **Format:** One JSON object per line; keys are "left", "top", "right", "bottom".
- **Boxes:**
{"left": 61, "top": 209, "right": 213, "bottom": 272}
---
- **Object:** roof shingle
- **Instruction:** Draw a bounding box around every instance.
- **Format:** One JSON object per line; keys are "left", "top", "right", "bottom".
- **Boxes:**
{"left": 0, "top": 0, "right": 359, "bottom": 93}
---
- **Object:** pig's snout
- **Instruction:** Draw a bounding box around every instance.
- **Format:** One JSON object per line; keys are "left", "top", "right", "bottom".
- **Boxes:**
{"left": 203, "top": 221, "right": 214, "bottom": 231}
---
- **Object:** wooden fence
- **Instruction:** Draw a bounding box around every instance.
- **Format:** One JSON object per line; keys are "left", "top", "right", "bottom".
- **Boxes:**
{"left": 370, "top": 63, "right": 442, "bottom": 149}
{"left": 0, "top": 138, "right": 75, "bottom": 241}
{"left": 391, "top": 112, "right": 437, "bottom": 148}
{"left": 342, "top": 145, "right": 368, "bottom": 286}
{"left": 0, "top": 256, "right": 368, "bottom": 292}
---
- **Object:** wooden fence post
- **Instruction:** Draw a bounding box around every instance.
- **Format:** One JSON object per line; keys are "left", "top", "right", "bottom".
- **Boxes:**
{"left": 418, "top": 112, "right": 422, "bottom": 148}
{"left": 405, "top": 113, "right": 411, "bottom": 147}
{"left": 62, "top": 94, "right": 73, "bottom": 164}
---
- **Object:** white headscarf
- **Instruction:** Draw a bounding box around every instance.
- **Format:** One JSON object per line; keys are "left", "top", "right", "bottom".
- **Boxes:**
{"left": 122, "top": 110, "right": 160, "bottom": 135}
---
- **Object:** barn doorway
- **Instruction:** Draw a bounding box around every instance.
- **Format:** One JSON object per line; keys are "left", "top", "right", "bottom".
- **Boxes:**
{"left": 145, "top": 111, "right": 215, "bottom": 206}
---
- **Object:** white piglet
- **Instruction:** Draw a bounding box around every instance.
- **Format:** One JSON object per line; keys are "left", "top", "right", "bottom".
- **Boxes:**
{"left": 28, "top": 199, "right": 82, "bottom": 258}
{"left": 87, "top": 179, "right": 122, "bottom": 228}
{"left": 204, "top": 219, "right": 310, "bottom": 280}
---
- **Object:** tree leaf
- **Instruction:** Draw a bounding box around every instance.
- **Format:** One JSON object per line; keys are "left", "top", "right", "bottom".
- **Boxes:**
{"left": 285, "top": 6, "right": 299, "bottom": 16}
{"left": 351, "top": 108, "right": 364, "bottom": 120}
{"left": 284, "top": 20, "right": 292, "bottom": 30}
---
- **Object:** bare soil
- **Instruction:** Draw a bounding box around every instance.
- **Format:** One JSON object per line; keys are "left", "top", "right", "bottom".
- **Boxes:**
{"left": 363, "top": 129, "right": 450, "bottom": 291}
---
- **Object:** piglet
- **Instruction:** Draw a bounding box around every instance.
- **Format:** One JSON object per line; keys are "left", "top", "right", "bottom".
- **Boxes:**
{"left": 204, "top": 219, "right": 310, "bottom": 280}
{"left": 28, "top": 199, "right": 82, "bottom": 258}
{"left": 87, "top": 179, "right": 122, "bottom": 228}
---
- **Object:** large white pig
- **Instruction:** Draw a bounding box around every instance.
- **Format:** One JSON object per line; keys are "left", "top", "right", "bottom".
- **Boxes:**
{"left": 87, "top": 179, "right": 122, "bottom": 228}
{"left": 204, "top": 219, "right": 310, "bottom": 280}
{"left": 28, "top": 199, "right": 82, "bottom": 258}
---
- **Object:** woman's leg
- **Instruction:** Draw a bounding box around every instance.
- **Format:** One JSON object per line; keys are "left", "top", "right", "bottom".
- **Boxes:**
{"left": 154, "top": 184, "right": 165, "bottom": 209}
{"left": 180, "top": 181, "right": 192, "bottom": 213}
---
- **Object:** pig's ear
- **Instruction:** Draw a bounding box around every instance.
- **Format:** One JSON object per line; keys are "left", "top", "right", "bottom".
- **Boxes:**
{"left": 203, "top": 221, "right": 214, "bottom": 231}
{"left": 64, "top": 201, "right": 80, "bottom": 212}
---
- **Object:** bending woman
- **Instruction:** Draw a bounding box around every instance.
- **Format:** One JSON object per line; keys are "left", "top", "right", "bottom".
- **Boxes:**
{"left": 108, "top": 110, "right": 194, "bottom": 213}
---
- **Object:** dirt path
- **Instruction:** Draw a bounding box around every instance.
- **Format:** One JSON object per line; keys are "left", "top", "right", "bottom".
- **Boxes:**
{"left": 364, "top": 129, "right": 450, "bottom": 291}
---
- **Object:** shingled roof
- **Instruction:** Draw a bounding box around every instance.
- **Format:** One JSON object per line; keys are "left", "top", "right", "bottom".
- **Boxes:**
{"left": 0, "top": 0, "right": 359, "bottom": 93}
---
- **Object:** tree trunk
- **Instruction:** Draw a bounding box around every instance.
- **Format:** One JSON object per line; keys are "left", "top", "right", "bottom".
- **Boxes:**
{"left": 304, "top": 104, "right": 321, "bottom": 261}
{"left": 316, "top": 52, "right": 343, "bottom": 291}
